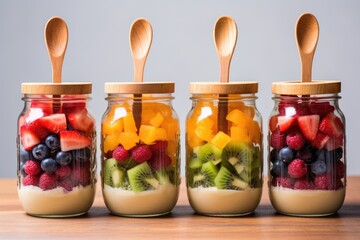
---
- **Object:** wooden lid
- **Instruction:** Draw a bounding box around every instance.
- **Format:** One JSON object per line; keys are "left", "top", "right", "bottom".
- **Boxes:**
{"left": 189, "top": 82, "right": 258, "bottom": 94}
{"left": 272, "top": 80, "right": 341, "bottom": 95}
{"left": 105, "top": 82, "right": 174, "bottom": 94}
{"left": 21, "top": 82, "right": 92, "bottom": 94}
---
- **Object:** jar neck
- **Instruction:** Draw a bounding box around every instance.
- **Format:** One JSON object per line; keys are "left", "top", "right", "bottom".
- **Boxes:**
{"left": 190, "top": 93, "right": 258, "bottom": 101}
{"left": 22, "top": 94, "right": 91, "bottom": 103}
{"left": 105, "top": 93, "right": 174, "bottom": 102}
{"left": 272, "top": 94, "right": 341, "bottom": 103}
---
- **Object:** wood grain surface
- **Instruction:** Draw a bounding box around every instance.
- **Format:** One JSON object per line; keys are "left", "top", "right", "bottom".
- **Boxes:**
{"left": 0, "top": 177, "right": 359, "bottom": 239}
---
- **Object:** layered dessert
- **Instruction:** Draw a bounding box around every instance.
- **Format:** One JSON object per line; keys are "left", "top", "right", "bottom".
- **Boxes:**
{"left": 18, "top": 95, "right": 96, "bottom": 217}
{"left": 269, "top": 98, "right": 345, "bottom": 216}
{"left": 186, "top": 101, "right": 262, "bottom": 216}
{"left": 101, "top": 101, "right": 180, "bottom": 216}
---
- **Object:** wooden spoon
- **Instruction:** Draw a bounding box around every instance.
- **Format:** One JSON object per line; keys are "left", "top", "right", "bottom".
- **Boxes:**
{"left": 45, "top": 17, "right": 68, "bottom": 84}
{"left": 296, "top": 13, "right": 319, "bottom": 83}
{"left": 214, "top": 16, "right": 237, "bottom": 132}
{"left": 129, "top": 18, "right": 153, "bottom": 130}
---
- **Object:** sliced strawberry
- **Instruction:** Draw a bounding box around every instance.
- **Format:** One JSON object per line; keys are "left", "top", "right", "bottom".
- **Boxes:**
{"left": 30, "top": 96, "right": 53, "bottom": 115}
{"left": 309, "top": 102, "right": 335, "bottom": 118}
{"left": 20, "top": 127, "right": 41, "bottom": 150}
{"left": 312, "top": 132, "right": 330, "bottom": 149}
{"left": 277, "top": 116, "right": 296, "bottom": 133}
{"left": 319, "top": 112, "right": 343, "bottom": 137}
{"left": 38, "top": 114, "right": 67, "bottom": 133}
{"left": 67, "top": 109, "right": 95, "bottom": 132}
{"left": 21, "top": 119, "right": 50, "bottom": 140}
{"left": 60, "top": 130, "right": 91, "bottom": 151}
{"left": 269, "top": 115, "right": 278, "bottom": 133}
{"left": 18, "top": 116, "right": 26, "bottom": 133}
{"left": 297, "top": 115, "right": 320, "bottom": 141}
{"left": 325, "top": 134, "right": 344, "bottom": 151}
{"left": 61, "top": 95, "right": 86, "bottom": 114}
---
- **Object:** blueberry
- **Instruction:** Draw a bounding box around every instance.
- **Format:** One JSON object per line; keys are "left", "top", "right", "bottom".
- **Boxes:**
{"left": 32, "top": 144, "right": 50, "bottom": 161}
{"left": 41, "top": 158, "right": 58, "bottom": 173}
{"left": 72, "top": 148, "right": 91, "bottom": 163}
{"left": 272, "top": 159, "right": 287, "bottom": 177}
{"left": 20, "top": 163, "right": 27, "bottom": 177}
{"left": 56, "top": 151, "right": 73, "bottom": 166}
{"left": 297, "top": 148, "right": 314, "bottom": 163}
{"left": 279, "top": 147, "right": 294, "bottom": 164}
{"left": 45, "top": 134, "right": 60, "bottom": 150}
{"left": 311, "top": 160, "right": 327, "bottom": 175}
{"left": 270, "top": 149, "right": 279, "bottom": 163}
{"left": 315, "top": 149, "right": 327, "bottom": 162}
{"left": 20, "top": 149, "right": 31, "bottom": 163}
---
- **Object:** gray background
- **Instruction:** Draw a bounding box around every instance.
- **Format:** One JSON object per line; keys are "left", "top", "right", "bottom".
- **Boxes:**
{"left": 1, "top": 0, "right": 359, "bottom": 177}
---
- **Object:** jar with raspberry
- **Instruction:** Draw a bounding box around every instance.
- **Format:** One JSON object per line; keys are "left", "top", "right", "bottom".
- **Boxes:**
{"left": 268, "top": 81, "right": 346, "bottom": 216}
{"left": 186, "top": 83, "right": 263, "bottom": 216}
{"left": 101, "top": 83, "right": 180, "bottom": 217}
{"left": 18, "top": 83, "right": 97, "bottom": 217}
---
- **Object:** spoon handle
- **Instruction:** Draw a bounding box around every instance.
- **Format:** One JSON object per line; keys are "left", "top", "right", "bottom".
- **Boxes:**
{"left": 133, "top": 59, "right": 145, "bottom": 83}
{"left": 219, "top": 58, "right": 230, "bottom": 83}
{"left": 50, "top": 56, "right": 64, "bottom": 83}
{"left": 300, "top": 54, "right": 313, "bottom": 83}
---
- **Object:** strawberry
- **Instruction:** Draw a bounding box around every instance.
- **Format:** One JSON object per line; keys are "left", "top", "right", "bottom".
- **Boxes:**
{"left": 60, "top": 130, "right": 91, "bottom": 151}
{"left": 297, "top": 115, "right": 320, "bottom": 141}
{"left": 319, "top": 112, "right": 343, "bottom": 138}
{"left": 21, "top": 119, "right": 50, "bottom": 140}
{"left": 67, "top": 109, "right": 95, "bottom": 133}
{"left": 38, "top": 113, "right": 67, "bottom": 133}
{"left": 312, "top": 132, "right": 330, "bottom": 149}
{"left": 309, "top": 101, "right": 335, "bottom": 118}
{"left": 325, "top": 134, "right": 344, "bottom": 151}
{"left": 20, "top": 127, "right": 41, "bottom": 150}
{"left": 61, "top": 95, "right": 86, "bottom": 114}
{"left": 277, "top": 116, "right": 296, "bottom": 133}
{"left": 30, "top": 97, "right": 53, "bottom": 115}
{"left": 269, "top": 115, "right": 278, "bottom": 133}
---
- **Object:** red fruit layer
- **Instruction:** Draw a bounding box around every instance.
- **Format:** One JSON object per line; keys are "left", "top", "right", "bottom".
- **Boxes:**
{"left": 319, "top": 112, "right": 343, "bottom": 138}
{"left": 131, "top": 144, "right": 152, "bottom": 163}
{"left": 22, "top": 175, "right": 39, "bottom": 186}
{"left": 278, "top": 116, "right": 296, "bottom": 133}
{"left": 149, "top": 153, "right": 172, "bottom": 171}
{"left": 39, "top": 173, "right": 57, "bottom": 190}
{"left": 112, "top": 146, "right": 129, "bottom": 162}
{"left": 288, "top": 159, "right": 307, "bottom": 178}
{"left": 24, "top": 160, "right": 41, "bottom": 176}
{"left": 286, "top": 129, "right": 306, "bottom": 150}
{"left": 312, "top": 132, "right": 330, "bottom": 149}
{"left": 297, "top": 115, "right": 319, "bottom": 141}
{"left": 60, "top": 131, "right": 91, "bottom": 152}
{"left": 309, "top": 102, "right": 335, "bottom": 117}
{"left": 150, "top": 141, "right": 168, "bottom": 154}
{"left": 38, "top": 113, "right": 67, "bottom": 133}
{"left": 294, "top": 178, "right": 314, "bottom": 190}
{"left": 55, "top": 165, "right": 72, "bottom": 180}
{"left": 20, "top": 127, "right": 41, "bottom": 150}
{"left": 270, "top": 130, "right": 287, "bottom": 149}
{"left": 272, "top": 177, "right": 294, "bottom": 189}
{"left": 67, "top": 108, "right": 95, "bottom": 133}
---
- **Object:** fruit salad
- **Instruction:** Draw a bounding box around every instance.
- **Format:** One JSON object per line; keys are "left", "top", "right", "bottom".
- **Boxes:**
{"left": 17, "top": 95, "right": 96, "bottom": 216}
{"left": 268, "top": 97, "right": 346, "bottom": 215}
{"left": 186, "top": 99, "right": 262, "bottom": 215}
{"left": 101, "top": 100, "right": 180, "bottom": 216}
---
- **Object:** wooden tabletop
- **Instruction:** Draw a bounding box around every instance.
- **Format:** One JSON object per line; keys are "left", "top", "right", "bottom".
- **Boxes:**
{"left": 1, "top": 177, "right": 359, "bottom": 239}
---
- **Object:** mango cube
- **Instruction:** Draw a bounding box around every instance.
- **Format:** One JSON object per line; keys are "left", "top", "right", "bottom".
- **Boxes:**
{"left": 211, "top": 131, "right": 231, "bottom": 149}
{"left": 103, "top": 134, "right": 121, "bottom": 153}
{"left": 195, "top": 126, "right": 214, "bottom": 142}
{"left": 154, "top": 127, "right": 168, "bottom": 141}
{"left": 196, "top": 117, "right": 214, "bottom": 129}
{"left": 230, "top": 126, "right": 251, "bottom": 144}
{"left": 139, "top": 125, "right": 157, "bottom": 145}
{"left": 123, "top": 112, "right": 137, "bottom": 132}
{"left": 188, "top": 136, "right": 204, "bottom": 148}
{"left": 118, "top": 131, "right": 139, "bottom": 150}
{"left": 102, "top": 118, "right": 123, "bottom": 137}
{"left": 149, "top": 112, "right": 165, "bottom": 128}
{"left": 226, "top": 109, "right": 252, "bottom": 127}
{"left": 249, "top": 121, "right": 261, "bottom": 144}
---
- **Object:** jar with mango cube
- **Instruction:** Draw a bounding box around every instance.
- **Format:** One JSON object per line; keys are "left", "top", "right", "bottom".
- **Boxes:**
{"left": 101, "top": 82, "right": 180, "bottom": 217}
{"left": 186, "top": 82, "right": 263, "bottom": 216}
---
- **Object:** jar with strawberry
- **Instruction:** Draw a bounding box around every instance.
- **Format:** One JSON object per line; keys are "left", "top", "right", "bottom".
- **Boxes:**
{"left": 101, "top": 82, "right": 180, "bottom": 217}
{"left": 268, "top": 81, "right": 346, "bottom": 216}
{"left": 186, "top": 82, "right": 263, "bottom": 216}
{"left": 17, "top": 83, "right": 96, "bottom": 217}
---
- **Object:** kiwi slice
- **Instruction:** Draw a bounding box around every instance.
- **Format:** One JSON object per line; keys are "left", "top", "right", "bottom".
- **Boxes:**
{"left": 104, "top": 158, "right": 124, "bottom": 188}
{"left": 156, "top": 169, "right": 170, "bottom": 185}
{"left": 221, "top": 140, "right": 253, "bottom": 176}
{"left": 128, "top": 162, "right": 159, "bottom": 192}
{"left": 197, "top": 143, "right": 222, "bottom": 166}
{"left": 192, "top": 161, "right": 219, "bottom": 188}
{"left": 215, "top": 166, "right": 249, "bottom": 190}
{"left": 189, "top": 146, "right": 202, "bottom": 169}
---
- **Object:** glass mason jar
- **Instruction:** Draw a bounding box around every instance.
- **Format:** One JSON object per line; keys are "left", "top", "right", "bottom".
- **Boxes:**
{"left": 268, "top": 81, "right": 346, "bottom": 216}
{"left": 17, "top": 83, "right": 96, "bottom": 217}
{"left": 101, "top": 82, "right": 180, "bottom": 217}
{"left": 186, "top": 82, "right": 263, "bottom": 216}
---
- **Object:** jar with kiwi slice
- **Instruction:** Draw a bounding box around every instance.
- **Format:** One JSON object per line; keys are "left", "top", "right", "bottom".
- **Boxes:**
{"left": 101, "top": 83, "right": 180, "bottom": 217}
{"left": 186, "top": 82, "right": 263, "bottom": 216}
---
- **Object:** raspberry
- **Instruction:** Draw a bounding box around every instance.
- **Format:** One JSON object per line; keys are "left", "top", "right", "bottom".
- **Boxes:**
{"left": 286, "top": 130, "right": 306, "bottom": 150}
{"left": 55, "top": 165, "right": 72, "bottom": 180}
{"left": 71, "top": 164, "right": 91, "bottom": 186}
{"left": 336, "top": 160, "right": 345, "bottom": 179}
{"left": 272, "top": 177, "right": 294, "bottom": 189}
{"left": 39, "top": 173, "right": 57, "bottom": 190}
{"left": 22, "top": 175, "right": 39, "bottom": 186}
{"left": 149, "top": 141, "right": 168, "bottom": 154}
{"left": 294, "top": 178, "right": 314, "bottom": 190}
{"left": 131, "top": 144, "right": 152, "bottom": 163}
{"left": 314, "top": 174, "right": 330, "bottom": 190}
{"left": 58, "top": 178, "right": 73, "bottom": 192}
{"left": 148, "top": 153, "right": 172, "bottom": 170}
{"left": 288, "top": 159, "right": 307, "bottom": 178}
{"left": 24, "top": 160, "right": 41, "bottom": 175}
{"left": 112, "top": 146, "right": 129, "bottom": 162}
{"left": 270, "top": 130, "right": 287, "bottom": 149}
